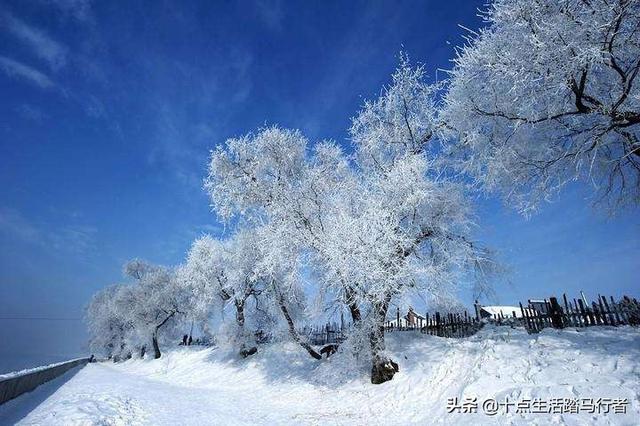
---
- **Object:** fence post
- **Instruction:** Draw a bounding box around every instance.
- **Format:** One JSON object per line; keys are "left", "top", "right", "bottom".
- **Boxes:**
{"left": 602, "top": 296, "right": 617, "bottom": 325}
{"left": 604, "top": 295, "right": 615, "bottom": 325}
{"left": 577, "top": 299, "right": 589, "bottom": 325}
{"left": 549, "top": 297, "right": 564, "bottom": 329}
{"left": 609, "top": 296, "right": 624, "bottom": 324}
{"left": 562, "top": 294, "right": 573, "bottom": 327}
{"left": 474, "top": 300, "right": 480, "bottom": 321}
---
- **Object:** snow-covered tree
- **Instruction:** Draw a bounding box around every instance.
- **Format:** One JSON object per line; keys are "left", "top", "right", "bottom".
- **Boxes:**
{"left": 123, "top": 258, "right": 158, "bottom": 280}
{"left": 204, "top": 60, "right": 495, "bottom": 383}
{"left": 442, "top": 0, "right": 640, "bottom": 213}
{"left": 86, "top": 284, "right": 127, "bottom": 359}
{"left": 180, "top": 231, "right": 271, "bottom": 357}
{"left": 178, "top": 236, "right": 227, "bottom": 332}
{"left": 87, "top": 260, "right": 185, "bottom": 360}
{"left": 86, "top": 283, "right": 140, "bottom": 360}
{"left": 204, "top": 127, "right": 333, "bottom": 360}
{"left": 222, "top": 229, "right": 272, "bottom": 357}
{"left": 129, "top": 265, "right": 184, "bottom": 359}
{"left": 330, "top": 59, "right": 494, "bottom": 383}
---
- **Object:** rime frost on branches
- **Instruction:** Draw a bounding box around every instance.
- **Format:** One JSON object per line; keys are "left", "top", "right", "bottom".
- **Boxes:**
{"left": 86, "top": 284, "right": 132, "bottom": 360}
{"left": 204, "top": 59, "right": 496, "bottom": 383}
{"left": 180, "top": 231, "right": 274, "bottom": 356}
{"left": 443, "top": 0, "right": 640, "bottom": 213}
{"left": 87, "top": 260, "right": 185, "bottom": 360}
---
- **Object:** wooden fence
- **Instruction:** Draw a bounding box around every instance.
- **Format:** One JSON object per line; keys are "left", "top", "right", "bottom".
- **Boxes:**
{"left": 299, "top": 322, "right": 348, "bottom": 346}
{"left": 299, "top": 294, "right": 638, "bottom": 344}
{"left": 384, "top": 309, "right": 483, "bottom": 338}
{"left": 482, "top": 294, "right": 639, "bottom": 334}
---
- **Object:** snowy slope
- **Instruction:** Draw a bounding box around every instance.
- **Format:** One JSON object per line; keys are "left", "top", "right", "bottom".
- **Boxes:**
{"left": 1, "top": 325, "right": 638, "bottom": 425}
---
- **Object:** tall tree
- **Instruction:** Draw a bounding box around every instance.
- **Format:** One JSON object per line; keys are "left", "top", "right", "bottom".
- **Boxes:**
{"left": 205, "top": 60, "right": 495, "bottom": 382}
{"left": 338, "top": 59, "right": 494, "bottom": 383}
{"left": 205, "top": 127, "right": 334, "bottom": 361}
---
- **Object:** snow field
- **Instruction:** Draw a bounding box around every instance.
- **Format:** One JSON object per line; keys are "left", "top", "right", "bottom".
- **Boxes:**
{"left": 2, "top": 325, "right": 638, "bottom": 425}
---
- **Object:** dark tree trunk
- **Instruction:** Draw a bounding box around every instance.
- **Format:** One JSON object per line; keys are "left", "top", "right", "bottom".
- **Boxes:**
{"left": 345, "top": 286, "right": 362, "bottom": 323}
{"left": 277, "top": 295, "right": 322, "bottom": 360}
{"left": 369, "top": 292, "right": 398, "bottom": 384}
{"left": 235, "top": 297, "right": 258, "bottom": 358}
{"left": 152, "top": 332, "right": 161, "bottom": 359}
{"left": 235, "top": 298, "right": 246, "bottom": 327}
{"left": 151, "top": 310, "right": 178, "bottom": 360}
{"left": 140, "top": 345, "right": 146, "bottom": 358}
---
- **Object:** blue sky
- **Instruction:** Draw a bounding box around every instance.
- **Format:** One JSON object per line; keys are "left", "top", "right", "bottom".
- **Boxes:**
{"left": 0, "top": 0, "right": 638, "bottom": 365}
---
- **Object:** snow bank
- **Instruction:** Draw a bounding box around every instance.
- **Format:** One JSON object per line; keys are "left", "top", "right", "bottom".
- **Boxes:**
{"left": 2, "top": 325, "right": 638, "bottom": 425}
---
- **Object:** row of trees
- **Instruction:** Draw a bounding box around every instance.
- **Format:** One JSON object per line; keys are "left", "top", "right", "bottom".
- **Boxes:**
{"left": 86, "top": 0, "right": 638, "bottom": 384}
{"left": 87, "top": 60, "right": 495, "bottom": 383}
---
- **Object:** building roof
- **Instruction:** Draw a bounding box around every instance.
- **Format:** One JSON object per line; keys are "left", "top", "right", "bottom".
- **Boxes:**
{"left": 480, "top": 306, "right": 524, "bottom": 319}
{"left": 407, "top": 310, "right": 426, "bottom": 320}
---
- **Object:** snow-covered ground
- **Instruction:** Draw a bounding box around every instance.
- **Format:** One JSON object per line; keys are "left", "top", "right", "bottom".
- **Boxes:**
{"left": 1, "top": 325, "right": 638, "bottom": 425}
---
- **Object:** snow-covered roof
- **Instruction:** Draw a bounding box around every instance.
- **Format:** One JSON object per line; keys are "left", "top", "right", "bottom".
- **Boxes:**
{"left": 480, "top": 306, "right": 524, "bottom": 318}
{"left": 386, "top": 318, "right": 409, "bottom": 327}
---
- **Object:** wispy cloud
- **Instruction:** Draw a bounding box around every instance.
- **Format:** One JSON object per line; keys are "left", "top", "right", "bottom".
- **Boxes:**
{"left": 0, "top": 55, "right": 54, "bottom": 88}
{"left": 2, "top": 10, "right": 68, "bottom": 70}
{"left": 38, "top": 0, "right": 94, "bottom": 23}
{"left": 0, "top": 207, "right": 98, "bottom": 256}
{"left": 49, "top": 224, "right": 98, "bottom": 254}
{"left": 195, "top": 223, "right": 223, "bottom": 236}
{"left": 15, "top": 103, "right": 49, "bottom": 123}
{"left": 0, "top": 208, "right": 41, "bottom": 243}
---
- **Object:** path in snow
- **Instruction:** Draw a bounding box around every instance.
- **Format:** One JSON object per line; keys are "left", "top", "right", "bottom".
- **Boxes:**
{"left": 1, "top": 325, "right": 638, "bottom": 425}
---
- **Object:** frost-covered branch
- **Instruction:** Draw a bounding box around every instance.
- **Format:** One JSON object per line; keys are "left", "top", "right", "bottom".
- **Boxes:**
{"left": 443, "top": 0, "right": 640, "bottom": 213}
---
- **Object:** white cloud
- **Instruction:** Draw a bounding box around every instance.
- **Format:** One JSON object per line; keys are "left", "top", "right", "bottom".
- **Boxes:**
{"left": 2, "top": 11, "right": 68, "bottom": 70}
{"left": 0, "top": 55, "right": 55, "bottom": 88}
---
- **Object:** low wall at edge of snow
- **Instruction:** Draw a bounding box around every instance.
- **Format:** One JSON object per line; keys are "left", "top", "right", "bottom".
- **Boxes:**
{"left": 0, "top": 358, "right": 90, "bottom": 405}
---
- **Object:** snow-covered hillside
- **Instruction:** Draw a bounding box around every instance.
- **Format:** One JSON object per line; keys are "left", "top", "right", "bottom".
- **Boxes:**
{"left": 1, "top": 325, "right": 638, "bottom": 425}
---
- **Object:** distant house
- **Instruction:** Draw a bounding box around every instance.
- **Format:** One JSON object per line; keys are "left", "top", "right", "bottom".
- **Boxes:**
{"left": 406, "top": 308, "right": 425, "bottom": 327}
{"left": 479, "top": 305, "right": 523, "bottom": 319}
{"left": 386, "top": 307, "right": 426, "bottom": 328}
{"left": 528, "top": 299, "right": 549, "bottom": 314}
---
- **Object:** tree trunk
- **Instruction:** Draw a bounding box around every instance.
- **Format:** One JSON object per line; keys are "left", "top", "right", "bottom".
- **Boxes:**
{"left": 369, "top": 292, "right": 398, "bottom": 384}
{"left": 152, "top": 331, "right": 161, "bottom": 359}
{"left": 140, "top": 345, "right": 146, "bottom": 358}
{"left": 235, "top": 298, "right": 246, "bottom": 327}
{"left": 235, "top": 297, "right": 258, "bottom": 358}
{"left": 277, "top": 295, "right": 322, "bottom": 360}
{"left": 151, "top": 310, "right": 177, "bottom": 360}
{"left": 345, "top": 286, "right": 362, "bottom": 323}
